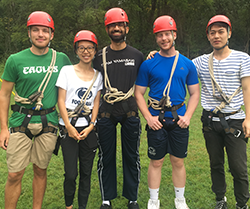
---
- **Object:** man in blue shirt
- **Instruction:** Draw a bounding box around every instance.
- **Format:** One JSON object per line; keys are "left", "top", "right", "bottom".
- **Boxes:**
{"left": 135, "top": 15, "right": 199, "bottom": 209}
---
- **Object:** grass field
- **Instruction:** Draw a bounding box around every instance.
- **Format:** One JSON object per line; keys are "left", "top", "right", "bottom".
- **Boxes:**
{"left": 0, "top": 66, "right": 249, "bottom": 208}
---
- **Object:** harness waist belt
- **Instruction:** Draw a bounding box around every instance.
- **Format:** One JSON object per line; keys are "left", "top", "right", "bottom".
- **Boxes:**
{"left": 11, "top": 104, "right": 56, "bottom": 115}
{"left": 11, "top": 104, "right": 57, "bottom": 139}
{"left": 203, "top": 109, "right": 243, "bottom": 138}
{"left": 206, "top": 110, "right": 240, "bottom": 118}
{"left": 10, "top": 126, "right": 58, "bottom": 139}
{"left": 157, "top": 102, "right": 184, "bottom": 131}
{"left": 162, "top": 102, "right": 184, "bottom": 112}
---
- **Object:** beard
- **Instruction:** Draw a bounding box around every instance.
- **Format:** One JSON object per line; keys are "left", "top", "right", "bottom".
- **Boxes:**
{"left": 108, "top": 30, "right": 126, "bottom": 43}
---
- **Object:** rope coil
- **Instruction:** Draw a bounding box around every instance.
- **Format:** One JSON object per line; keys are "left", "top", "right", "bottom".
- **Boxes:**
{"left": 14, "top": 49, "right": 57, "bottom": 110}
{"left": 102, "top": 46, "right": 134, "bottom": 104}
{"left": 148, "top": 51, "right": 179, "bottom": 110}
{"left": 208, "top": 52, "right": 241, "bottom": 113}
{"left": 66, "top": 70, "right": 99, "bottom": 118}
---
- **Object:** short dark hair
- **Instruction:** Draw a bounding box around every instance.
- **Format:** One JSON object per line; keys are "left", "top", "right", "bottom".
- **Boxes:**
{"left": 208, "top": 22, "right": 229, "bottom": 33}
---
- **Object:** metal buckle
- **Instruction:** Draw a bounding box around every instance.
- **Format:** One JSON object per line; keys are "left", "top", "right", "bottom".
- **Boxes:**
{"left": 234, "top": 130, "right": 241, "bottom": 138}
{"left": 18, "top": 106, "right": 26, "bottom": 114}
{"left": 58, "top": 129, "right": 65, "bottom": 138}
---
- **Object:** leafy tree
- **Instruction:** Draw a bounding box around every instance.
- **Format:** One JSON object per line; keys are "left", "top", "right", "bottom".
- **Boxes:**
{"left": 0, "top": 0, "right": 249, "bottom": 62}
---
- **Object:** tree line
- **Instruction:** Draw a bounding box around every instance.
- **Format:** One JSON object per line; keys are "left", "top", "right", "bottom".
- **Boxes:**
{"left": 0, "top": 0, "right": 249, "bottom": 63}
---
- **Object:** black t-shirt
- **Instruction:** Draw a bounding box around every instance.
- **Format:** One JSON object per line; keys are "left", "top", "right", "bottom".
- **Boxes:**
{"left": 93, "top": 45, "right": 144, "bottom": 116}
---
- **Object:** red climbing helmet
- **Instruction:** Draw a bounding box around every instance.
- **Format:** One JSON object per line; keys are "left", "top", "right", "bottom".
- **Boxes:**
{"left": 153, "top": 15, "right": 177, "bottom": 34}
{"left": 104, "top": 7, "right": 129, "bottom": 26}
{"left": 27, "top": 11, "right": 54, "bottom": 31}
{"left": 206, "top": 15, "right": 231, "bottom": 34}
{"left": 74, "top": 30, "right": 98, "bottom": 47}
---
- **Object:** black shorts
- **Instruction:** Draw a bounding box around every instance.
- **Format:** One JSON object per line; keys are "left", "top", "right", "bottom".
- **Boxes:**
{"left": 147, "top": 118, "right": 189, "bottom": 159}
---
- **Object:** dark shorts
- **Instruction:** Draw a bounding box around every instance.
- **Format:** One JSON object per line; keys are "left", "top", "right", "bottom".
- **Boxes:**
{"left": 147, "top": 118, "right": 189, "bottom": 160}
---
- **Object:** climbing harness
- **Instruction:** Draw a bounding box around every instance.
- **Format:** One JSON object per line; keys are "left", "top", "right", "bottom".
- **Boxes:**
{"left": 14, "top": 49, "right": 57, "bottom": 110}
{"left": 54, "top": 71, "right": 99, "bottom": 155}
{"left": 202, "top": 109, "right": 242, "bottom": 138}
{"left": 11, "top": 49, "right": 57, "bottom": 139}
{"left": 10, "top": 105, "right": 57, "bottom": 139}
{"left": 99, "top": 46, "right": 137, "bottom": 125}
{"left": 202, "top": 52, "right": 242, "bottom": 138}
{"left": 208, "top": 52, "right": 241, "bottom": 114}
{"left": 102, "top": 46, "right": 134, "bottom": 104}
{"left": 147, "top": 51, "right": 183, "bottom": 131}
{"left": 64, "top": 70, "right": 99, "bottom": 126}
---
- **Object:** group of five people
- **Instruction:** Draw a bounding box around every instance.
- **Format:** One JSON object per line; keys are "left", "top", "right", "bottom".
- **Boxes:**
{"left": 0, "top": 6, "right": 249, "bottom": 209}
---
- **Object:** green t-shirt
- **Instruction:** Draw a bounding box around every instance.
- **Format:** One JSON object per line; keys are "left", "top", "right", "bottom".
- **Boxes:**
{"left": 2, "top": 48, "right": 71, "bottom": 127}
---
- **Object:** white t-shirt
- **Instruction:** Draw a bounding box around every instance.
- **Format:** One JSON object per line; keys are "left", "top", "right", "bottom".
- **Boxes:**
{"left": 56, "top": 65, "right": 103, "bottom": 127}
{"left": 193, "top": 50, "right": 250, "bottom": 120}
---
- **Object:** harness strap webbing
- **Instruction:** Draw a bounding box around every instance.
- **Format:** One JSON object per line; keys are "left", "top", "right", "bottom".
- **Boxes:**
{"left": 14, "top": 49, "right": 57, "bottom": 110}
{"left": 147, "top": 51, "right": 181, "bottom": 130}
{"left": 158, "top": 102, "right": 184, "bottom": 131}
{"left": 11, "top": 105, "right": 57, "bottom": 139}
{"left": 10, "top": 126, "right": 57, "bottom": 140}
{"left": 147, "top": 51, "right": 180, "bottom": 112}
{"left": 102, "top": 46, "right": 134, "bottom": 104}
{"left": 202, "top": 109, "right": 242, "bottom": 138}
{"left": 64, "top": 71, "right": 99, "bottom": 119}
{"left": 208, "top": 52, "right": 241, "bottom": 113}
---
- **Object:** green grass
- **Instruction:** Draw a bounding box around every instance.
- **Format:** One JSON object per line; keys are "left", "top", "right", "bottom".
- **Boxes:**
{"left": 0, "top": 69, "right": 250, "bottom": 208}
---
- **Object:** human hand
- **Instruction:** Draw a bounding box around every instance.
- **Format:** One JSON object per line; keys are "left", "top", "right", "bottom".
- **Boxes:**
{"left": 146, "top": 50, "right": 158, "bottom": 60}
{"left": 66, "top": 124, "right": 81, "bottom": 141}
{"left": 242, "top": 118, "right": 250, "bottom": 138}
{"left": 177, "top": 115, "right": 190, "bottom": 129}
{"left": 147, "top": 116, "right": 163, "bottom": 131}
{"left": 79, "top": 126, "right": 93, "bottom": 140}
{"left": 0, "top": 129, "right": 10, "bottom": 150}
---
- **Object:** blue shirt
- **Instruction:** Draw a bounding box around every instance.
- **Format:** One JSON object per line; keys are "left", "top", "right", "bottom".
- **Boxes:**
{"left": 136, "top": 52, "right": 199, "bottom": 118}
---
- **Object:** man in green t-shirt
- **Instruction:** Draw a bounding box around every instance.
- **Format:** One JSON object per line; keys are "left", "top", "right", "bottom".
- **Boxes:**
{"left": 0, "top": 11, "right": 71, "bottom": 208}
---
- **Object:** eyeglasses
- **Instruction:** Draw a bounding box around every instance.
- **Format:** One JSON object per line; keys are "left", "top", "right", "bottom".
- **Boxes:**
{"left": 77, "top": 46, "right": 95, "bottom": 53}
{"left": 108, "top": 22, "right": 126, "bottom": 28}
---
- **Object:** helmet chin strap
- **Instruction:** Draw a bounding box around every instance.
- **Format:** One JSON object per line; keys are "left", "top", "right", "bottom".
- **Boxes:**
{"left": 213, "top": 40, "right": 228, "bottom": 51}
{"left": 171, "top": 30, "right": 175, "bottom": 48}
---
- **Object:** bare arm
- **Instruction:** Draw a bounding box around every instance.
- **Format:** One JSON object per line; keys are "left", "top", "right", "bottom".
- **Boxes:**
{"left": 79, "top": 90, "right": 101, "bottom": 139}
{"left": 0, "top": 79, "right": 14, "bottom": 150}
{"left": 241, "top": 76, "right": 250, "bottom": 137}
{"left": 57, "top": 87, "right": 81, "bottom": 141}
{"left": 177, "top": 83, "right": 200, "bottom": 128}
{"left": 134, "top": 85, "right": 163, "bottom": 130}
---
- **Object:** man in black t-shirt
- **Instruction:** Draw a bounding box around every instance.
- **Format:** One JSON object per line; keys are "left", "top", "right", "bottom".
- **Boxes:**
{"left": 93, "top": 7, "right": 144, "bottom": 209}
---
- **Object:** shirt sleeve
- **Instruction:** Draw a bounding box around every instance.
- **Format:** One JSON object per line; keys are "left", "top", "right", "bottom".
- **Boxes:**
{"left": 56, "top": 66, "right": 68, "bottom": 90}
{"left": 135, "top": 61, "right": 149, "bottom": 87}
{"left": 186, "top": 60, "right": 199, "bottom": 86}
{"left": 96, "top": 71, "right": 103, "bottom": 92}
{"left": 63, "top": 53, "right": 72, "bottom": 65}
{"left": 240, "top": 53, "right": 250, "bottom": 78}
{"left": 2, "top": 55, "right": 18, "bottom": 82}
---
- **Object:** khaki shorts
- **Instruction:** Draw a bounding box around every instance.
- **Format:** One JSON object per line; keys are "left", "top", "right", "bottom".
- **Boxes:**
{"left": 6, "top": 123, "right": 58, "bottom": 173}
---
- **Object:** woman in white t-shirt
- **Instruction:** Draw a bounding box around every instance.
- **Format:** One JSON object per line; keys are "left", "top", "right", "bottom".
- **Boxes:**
{"left": 56, "top": 30, "right": 103, "bottom": 209}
